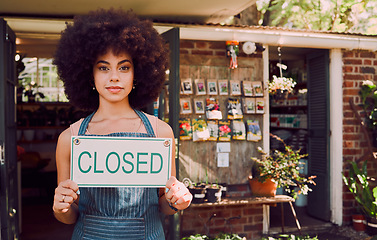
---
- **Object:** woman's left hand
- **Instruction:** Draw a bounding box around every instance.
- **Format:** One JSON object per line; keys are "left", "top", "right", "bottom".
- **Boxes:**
{"left": 165, "top": 176, "right": 192, "bottom": 210}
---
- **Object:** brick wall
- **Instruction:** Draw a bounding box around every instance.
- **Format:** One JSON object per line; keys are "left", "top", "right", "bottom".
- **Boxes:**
{"left": 342, "top": 50, "right": 377, "bottom": 223}
{"left": 178, "top": 39, "right": 264, "bottom": 239}
{"left": 180, "top": 203, "right": 263, "bottom": 240}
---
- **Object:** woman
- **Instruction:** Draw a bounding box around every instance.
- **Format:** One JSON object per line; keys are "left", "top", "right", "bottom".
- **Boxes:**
{"left": 52, "top": 8, "right": 192, "bottom": 239}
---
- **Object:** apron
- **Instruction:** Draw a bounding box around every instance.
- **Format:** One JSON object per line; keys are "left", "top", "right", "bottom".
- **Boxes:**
{"left": 71, "top": 110, "right": 165, "bottom": 240}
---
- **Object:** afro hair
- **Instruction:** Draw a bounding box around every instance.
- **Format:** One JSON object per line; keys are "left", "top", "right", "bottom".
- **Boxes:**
{"left": 53, "top": 8, "right": 168, "bottom": 111}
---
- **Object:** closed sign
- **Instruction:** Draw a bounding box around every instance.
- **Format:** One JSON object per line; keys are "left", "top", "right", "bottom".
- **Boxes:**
{"left": 71, "top": 136, "right": 172, "bottom": 187}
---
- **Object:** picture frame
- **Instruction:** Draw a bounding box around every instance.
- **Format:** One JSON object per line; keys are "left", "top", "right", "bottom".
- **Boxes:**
{"left": 181, "top": 78, "right": 193, "bottom": 95}
{"left": 194, "top": 79, "right": 207, "bottom": 95}
{"left": 194, "top": 99, "right": 205, "bottom": 114}
{"left": 253, "top": 81, "right": 263, "bottom": 97}
{"left": 207, "top": 79, "right": 218, "bottom": 95}
{"left": 242, "top": 81, "right": 253, "bottom": 97}
{"left": 230, "top": 80, "right": 241, "bottom": 96}
{"left": 255, "top": 98, "right": 265, "bottom": 114}
{"left": 180, "top": 98, "right": 192, "bottom": 114}
{"left": 218, "top": 80, "right": 229, "bottom": 95}
{"left": 244, "top": 98, "right": 256, "bottom": 114}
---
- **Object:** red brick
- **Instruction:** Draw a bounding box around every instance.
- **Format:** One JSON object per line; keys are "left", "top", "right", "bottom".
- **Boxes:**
{"left": 191, "top": 50, "right": 213, "bottom": 55}
{"left": 343, "top": 141, "right": 354, "bottom": 148}
{"left": 343, "top": 74, "right": 365, "bottom": 80}
{"left": 344, "top": 59, "right": 363, "bottom": 65}
{"left": 243, "top": 223, "right": 263, "bottom": 231}
{"left": 343, "top": 51, "right": 354, "bottom": 58}
{"left": 180, "top": 40, "right": 194, "bottom": 49}
{"left": 215, "top": 51, "right": 226, "bottom": 56}
{"left": 343, "top": 88, "right": 360, "bottom": 95}
{"left": 360, "top": 52, "right": 376, "bottom": 58}
{"left": 364, "top": 59, "right": 372, "bottom": 65}
{"left": 343, "top": 126, "right": 355, "bottom": 133}
{"left": 343, "top": 66, "right": 353, "bottom": 73}
{"left": 195, "top": 41, "right": 208, "bottom": 49}
{"left": 209, "top": 41, "right": 225, "bottom": 50}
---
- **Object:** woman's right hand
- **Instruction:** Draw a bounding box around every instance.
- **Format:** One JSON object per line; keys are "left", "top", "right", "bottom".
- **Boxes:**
{"left": 53, "top": 179, "right": 79, "bottom": 213}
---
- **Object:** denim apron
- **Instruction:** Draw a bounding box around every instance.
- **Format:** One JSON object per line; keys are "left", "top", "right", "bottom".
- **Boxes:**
{"left": 71, "top": 110, "right": 165, "bottom": 240}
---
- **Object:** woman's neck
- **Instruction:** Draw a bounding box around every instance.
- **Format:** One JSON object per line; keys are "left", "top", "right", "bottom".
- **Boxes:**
{"left": 95, "top": 100, "right": 138, "bottom": 121}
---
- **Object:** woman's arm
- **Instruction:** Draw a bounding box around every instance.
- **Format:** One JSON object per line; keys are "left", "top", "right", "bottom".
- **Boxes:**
{"left": 156, "top": 119, "right": 192, "bottom": 214}
{"left": 52, "top": 128, "right": 80, "bottom": 224}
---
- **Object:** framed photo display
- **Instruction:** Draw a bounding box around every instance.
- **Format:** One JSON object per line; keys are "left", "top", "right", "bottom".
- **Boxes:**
{"left": 207, "top": 79, "right": 218, "bottom": 95}
{"left": 242, "top": 81, "right": 253, "bottom": 96}
{"left": 244, "top": 98, "right": 256, "bottom": 114}
{"left": 252, "top": 81, "right": 263, "bottom": 97}
{"left": 218, "top": 80, "right": 229, "bottom": 95}
{"left": 181, "top": 78, "right": 193, "bottom": 95}
{"left": 180, "top": 98, "right": 192, "bottom": 114}
{"left": 194, "top": 79, "right": 206, "bottom": 95}
{"left": 230, "top": 80, "right": 241, "bottom": 96}
{"left": 255, "top": 98, "right": 265, "bottom": 114}
{"left": 194, "top": 99, "right": 205, "bottom": 114}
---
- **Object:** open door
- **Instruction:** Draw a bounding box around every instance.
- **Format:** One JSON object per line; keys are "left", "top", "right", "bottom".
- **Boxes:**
{"left": 306, "top": 50, "right": 331, "bottom": 221}
{"left": 0, "top": 19, "right": 19, "bottom": 239}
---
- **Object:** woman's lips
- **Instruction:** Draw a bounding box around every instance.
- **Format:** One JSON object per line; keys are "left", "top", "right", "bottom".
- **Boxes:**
{"left": 106, "top": 86, "right": 122, "bottom": 93}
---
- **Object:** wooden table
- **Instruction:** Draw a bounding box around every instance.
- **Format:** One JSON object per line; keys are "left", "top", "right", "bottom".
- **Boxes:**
{"left": 189, "top": 195, "right": 301, "bottom": 234}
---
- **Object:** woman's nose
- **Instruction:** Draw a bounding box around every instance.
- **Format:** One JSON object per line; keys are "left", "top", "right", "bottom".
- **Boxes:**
{"left": 110, "top": 70, "right": 120, "bottom": 82}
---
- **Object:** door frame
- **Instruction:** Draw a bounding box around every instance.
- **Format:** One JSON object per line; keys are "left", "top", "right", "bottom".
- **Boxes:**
{"left": 329, "top": 49, "right": 343, "bottom": 225}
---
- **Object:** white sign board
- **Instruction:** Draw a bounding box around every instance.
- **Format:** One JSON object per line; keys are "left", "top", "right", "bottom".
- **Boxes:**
{"left": 71, "top": 136, "right": 172, "bottom": 187}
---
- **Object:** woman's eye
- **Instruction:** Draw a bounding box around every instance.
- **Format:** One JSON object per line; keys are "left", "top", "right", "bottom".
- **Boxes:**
{"left": 119, "top": 66, "right": 130, "bottom": 71}
{"left": 99, "top": 66, "right": 109, "bottom": 71}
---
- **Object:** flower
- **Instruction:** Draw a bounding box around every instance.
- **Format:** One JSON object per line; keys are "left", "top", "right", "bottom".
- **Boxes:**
{"left": 359, "top": 80, "right": 377, "bottom": 130}
{"left": 268, "top": 75, "right": 296, "bottom": 94}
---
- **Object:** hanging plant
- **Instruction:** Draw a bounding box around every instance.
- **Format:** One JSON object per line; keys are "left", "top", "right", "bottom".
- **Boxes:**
{"left": 268, "top": 75, "right": 296, "bottom": 95}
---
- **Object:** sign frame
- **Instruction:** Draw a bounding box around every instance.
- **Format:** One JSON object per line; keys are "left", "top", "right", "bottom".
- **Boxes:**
{"left": 70, "top": 136, "right": 172, "bottom": 187}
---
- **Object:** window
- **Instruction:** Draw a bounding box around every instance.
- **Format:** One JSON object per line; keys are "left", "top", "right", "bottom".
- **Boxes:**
{"left": 18, "top": 57, "right": 68, "bottom": 102}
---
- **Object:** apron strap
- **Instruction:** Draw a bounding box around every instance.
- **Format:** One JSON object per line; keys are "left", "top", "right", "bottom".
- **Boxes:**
{"left": 135, "top": 110, "right": 156, "bottom": 137}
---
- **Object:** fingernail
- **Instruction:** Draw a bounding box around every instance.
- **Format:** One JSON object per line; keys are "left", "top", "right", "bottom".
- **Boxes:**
{"left": 165, "top": 188, "right": 169, "bottom": 193}
{"left": 174, "top": 202, "right": 177, "bottom": 205}
{"left": 76, "top": 189, "right": 80, "bottom": 195}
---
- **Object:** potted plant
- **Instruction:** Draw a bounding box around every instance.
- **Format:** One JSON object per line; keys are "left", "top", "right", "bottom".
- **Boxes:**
{"left": 182, "top": 178, "right": 207, "bottom": 204}
{"left": 205, "top": 182, "right": 222, "bottom": 203}
{"left": 343, "top": 160, "right": 377, "bottom": 235}
{"left": 249, "top": 134, "right": 316, "bottom": 199}
{"left": 23, "top": 81, "right": 45, "bottom": 102}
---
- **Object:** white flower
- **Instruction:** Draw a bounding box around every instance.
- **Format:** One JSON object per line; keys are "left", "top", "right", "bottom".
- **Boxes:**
{"left": 268, "top": 75, "right": 296, "bottom": 94}
{"left": 362, "top": 80, "right": 375, "bottom": 87}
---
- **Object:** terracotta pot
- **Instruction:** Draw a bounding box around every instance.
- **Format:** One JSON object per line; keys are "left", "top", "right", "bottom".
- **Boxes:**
{"left": 248, "top": 177, "right": 277, "bottom": 197}
{"left": 352, "top": 214, "right": 366, "bottom": 232}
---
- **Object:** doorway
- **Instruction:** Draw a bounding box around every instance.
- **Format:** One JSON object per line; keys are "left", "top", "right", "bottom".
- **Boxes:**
{"left": 267, "top": 46, "right": 332, "bottom": 232}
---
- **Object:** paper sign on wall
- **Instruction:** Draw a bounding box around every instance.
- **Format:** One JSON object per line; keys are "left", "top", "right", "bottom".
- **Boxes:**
{"left": 71, "top": 136, "right": 172, "bottom": 187}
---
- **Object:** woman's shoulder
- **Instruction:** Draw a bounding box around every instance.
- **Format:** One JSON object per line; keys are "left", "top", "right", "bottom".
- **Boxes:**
{"left": 142, "top": 112, "right": 173, "bottom": 138}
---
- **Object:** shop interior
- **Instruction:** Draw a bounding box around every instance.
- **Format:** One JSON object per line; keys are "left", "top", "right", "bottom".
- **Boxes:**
{"left": 14, "top": 39, "right": 330, "bottom": 238}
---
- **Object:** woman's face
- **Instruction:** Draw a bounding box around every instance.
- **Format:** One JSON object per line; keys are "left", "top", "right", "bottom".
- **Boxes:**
{"left": 93, "top": 50, "right": 134, "bottom": 105}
